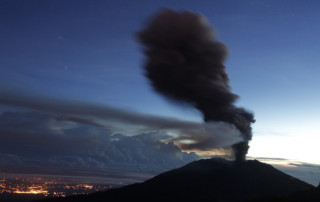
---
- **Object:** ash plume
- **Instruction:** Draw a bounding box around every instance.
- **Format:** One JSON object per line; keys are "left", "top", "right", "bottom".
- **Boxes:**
{"left": 137, "top": 9, "right": 255, "bottom": 161}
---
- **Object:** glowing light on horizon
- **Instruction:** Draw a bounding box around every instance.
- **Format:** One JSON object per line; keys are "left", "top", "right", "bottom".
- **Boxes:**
{"left": 13, "top": 189, "right": 48, "bottom": 195}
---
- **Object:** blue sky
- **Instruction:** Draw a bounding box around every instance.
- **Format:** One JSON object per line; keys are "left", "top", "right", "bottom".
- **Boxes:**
{"left": 1, "top": 0, "right": 320, "bottom": 182}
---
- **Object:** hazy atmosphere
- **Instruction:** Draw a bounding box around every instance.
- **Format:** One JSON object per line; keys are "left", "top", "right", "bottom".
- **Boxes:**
{"left": 1, "top": 0, "right": 320, "bottom": 188}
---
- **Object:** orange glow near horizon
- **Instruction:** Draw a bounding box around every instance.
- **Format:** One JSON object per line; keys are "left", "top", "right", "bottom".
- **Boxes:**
{"left": 13, "top": 189, "right": 48, "bottom": 195}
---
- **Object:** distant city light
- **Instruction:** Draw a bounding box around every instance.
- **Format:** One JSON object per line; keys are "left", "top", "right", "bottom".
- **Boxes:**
{"left": 0, "top": 175, "right": 119, "bottom": 199}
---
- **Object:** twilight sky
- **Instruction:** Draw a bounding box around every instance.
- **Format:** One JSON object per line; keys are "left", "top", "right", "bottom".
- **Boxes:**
{"left": 1, "top": 0, "right": 320, "bottom": 182}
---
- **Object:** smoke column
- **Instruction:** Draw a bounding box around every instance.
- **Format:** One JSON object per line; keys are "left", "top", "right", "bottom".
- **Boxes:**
{"left": 137, "top": 9, "right": 255, "bottom": 161}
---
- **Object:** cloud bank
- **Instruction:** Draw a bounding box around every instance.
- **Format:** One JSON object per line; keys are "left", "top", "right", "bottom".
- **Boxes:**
{"left": 0, "top": 110, "right": 199, "bottom": 174}
{"left": 0, "top": 89, "right": 243, "bottom": 152}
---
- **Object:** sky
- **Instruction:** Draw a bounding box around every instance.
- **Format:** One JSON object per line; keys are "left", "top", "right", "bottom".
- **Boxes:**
{"left": 0, "top": 0, "right": 320, "bottom": 184}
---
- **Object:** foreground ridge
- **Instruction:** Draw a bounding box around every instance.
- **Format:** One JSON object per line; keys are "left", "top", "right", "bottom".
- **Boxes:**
{"left": 36, "top": 159, "right": 314, "bottom": 202}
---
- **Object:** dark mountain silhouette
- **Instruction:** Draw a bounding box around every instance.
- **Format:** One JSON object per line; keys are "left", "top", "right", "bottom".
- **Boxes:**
{"left": 35, "top": 158, "right": 314, "bottom": 202}
{"left": 251, "top": 183, "right": 320, "bottom": 201}
{"left": 280, "top": 183, "right": 320, "bottom": 201}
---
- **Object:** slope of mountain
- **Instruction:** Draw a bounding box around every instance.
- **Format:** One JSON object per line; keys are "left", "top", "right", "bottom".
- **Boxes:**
{"left": 37, "top": 158, "right": 314, "bottom": 202}
{"left": 252, "top": 183, "right": 320, "bottom": 201}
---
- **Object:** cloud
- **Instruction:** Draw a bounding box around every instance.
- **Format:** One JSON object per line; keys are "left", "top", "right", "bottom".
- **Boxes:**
{"left": 169, "top": 121, "right": 242, "bottom": 150}
{"left": 0, "top": 89, "right": 243, "bottom": 152}
{"left": 0, "top": 111, "right": 200, "bottom": 175}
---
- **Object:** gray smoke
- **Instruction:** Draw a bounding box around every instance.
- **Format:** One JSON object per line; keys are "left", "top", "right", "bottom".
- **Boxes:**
{"left": 137, "top": 9, "right": 255, "bottom": 161}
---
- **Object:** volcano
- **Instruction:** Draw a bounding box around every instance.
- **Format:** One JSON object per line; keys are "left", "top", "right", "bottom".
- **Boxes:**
{"left": 39, "top": 159, "right": 314, "bottom": 202}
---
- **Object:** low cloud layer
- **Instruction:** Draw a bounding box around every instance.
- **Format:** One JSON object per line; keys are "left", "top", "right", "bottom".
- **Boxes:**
{"left": 0, "top": 111, "right": 199, "bottom": 174}
{"left": 0, "top": 89, "right": 243, "bottom": 152}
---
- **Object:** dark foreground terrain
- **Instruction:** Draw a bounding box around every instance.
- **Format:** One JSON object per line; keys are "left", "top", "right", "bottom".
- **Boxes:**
{"left": 32, "top": 158, "right": 319, "bottom": 202}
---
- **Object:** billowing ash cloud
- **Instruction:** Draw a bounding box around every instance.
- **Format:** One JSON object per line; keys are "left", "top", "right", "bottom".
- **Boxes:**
{"left": 0, "top": 89, "right": 243, "bottom": 151}
{"left": 137, "top": 9, "right": 255, "bottom": 161}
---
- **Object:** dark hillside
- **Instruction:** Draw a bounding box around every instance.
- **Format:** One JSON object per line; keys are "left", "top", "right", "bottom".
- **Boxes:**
{"left": 35, "top": 159, "right": 314, "bottom": 202}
